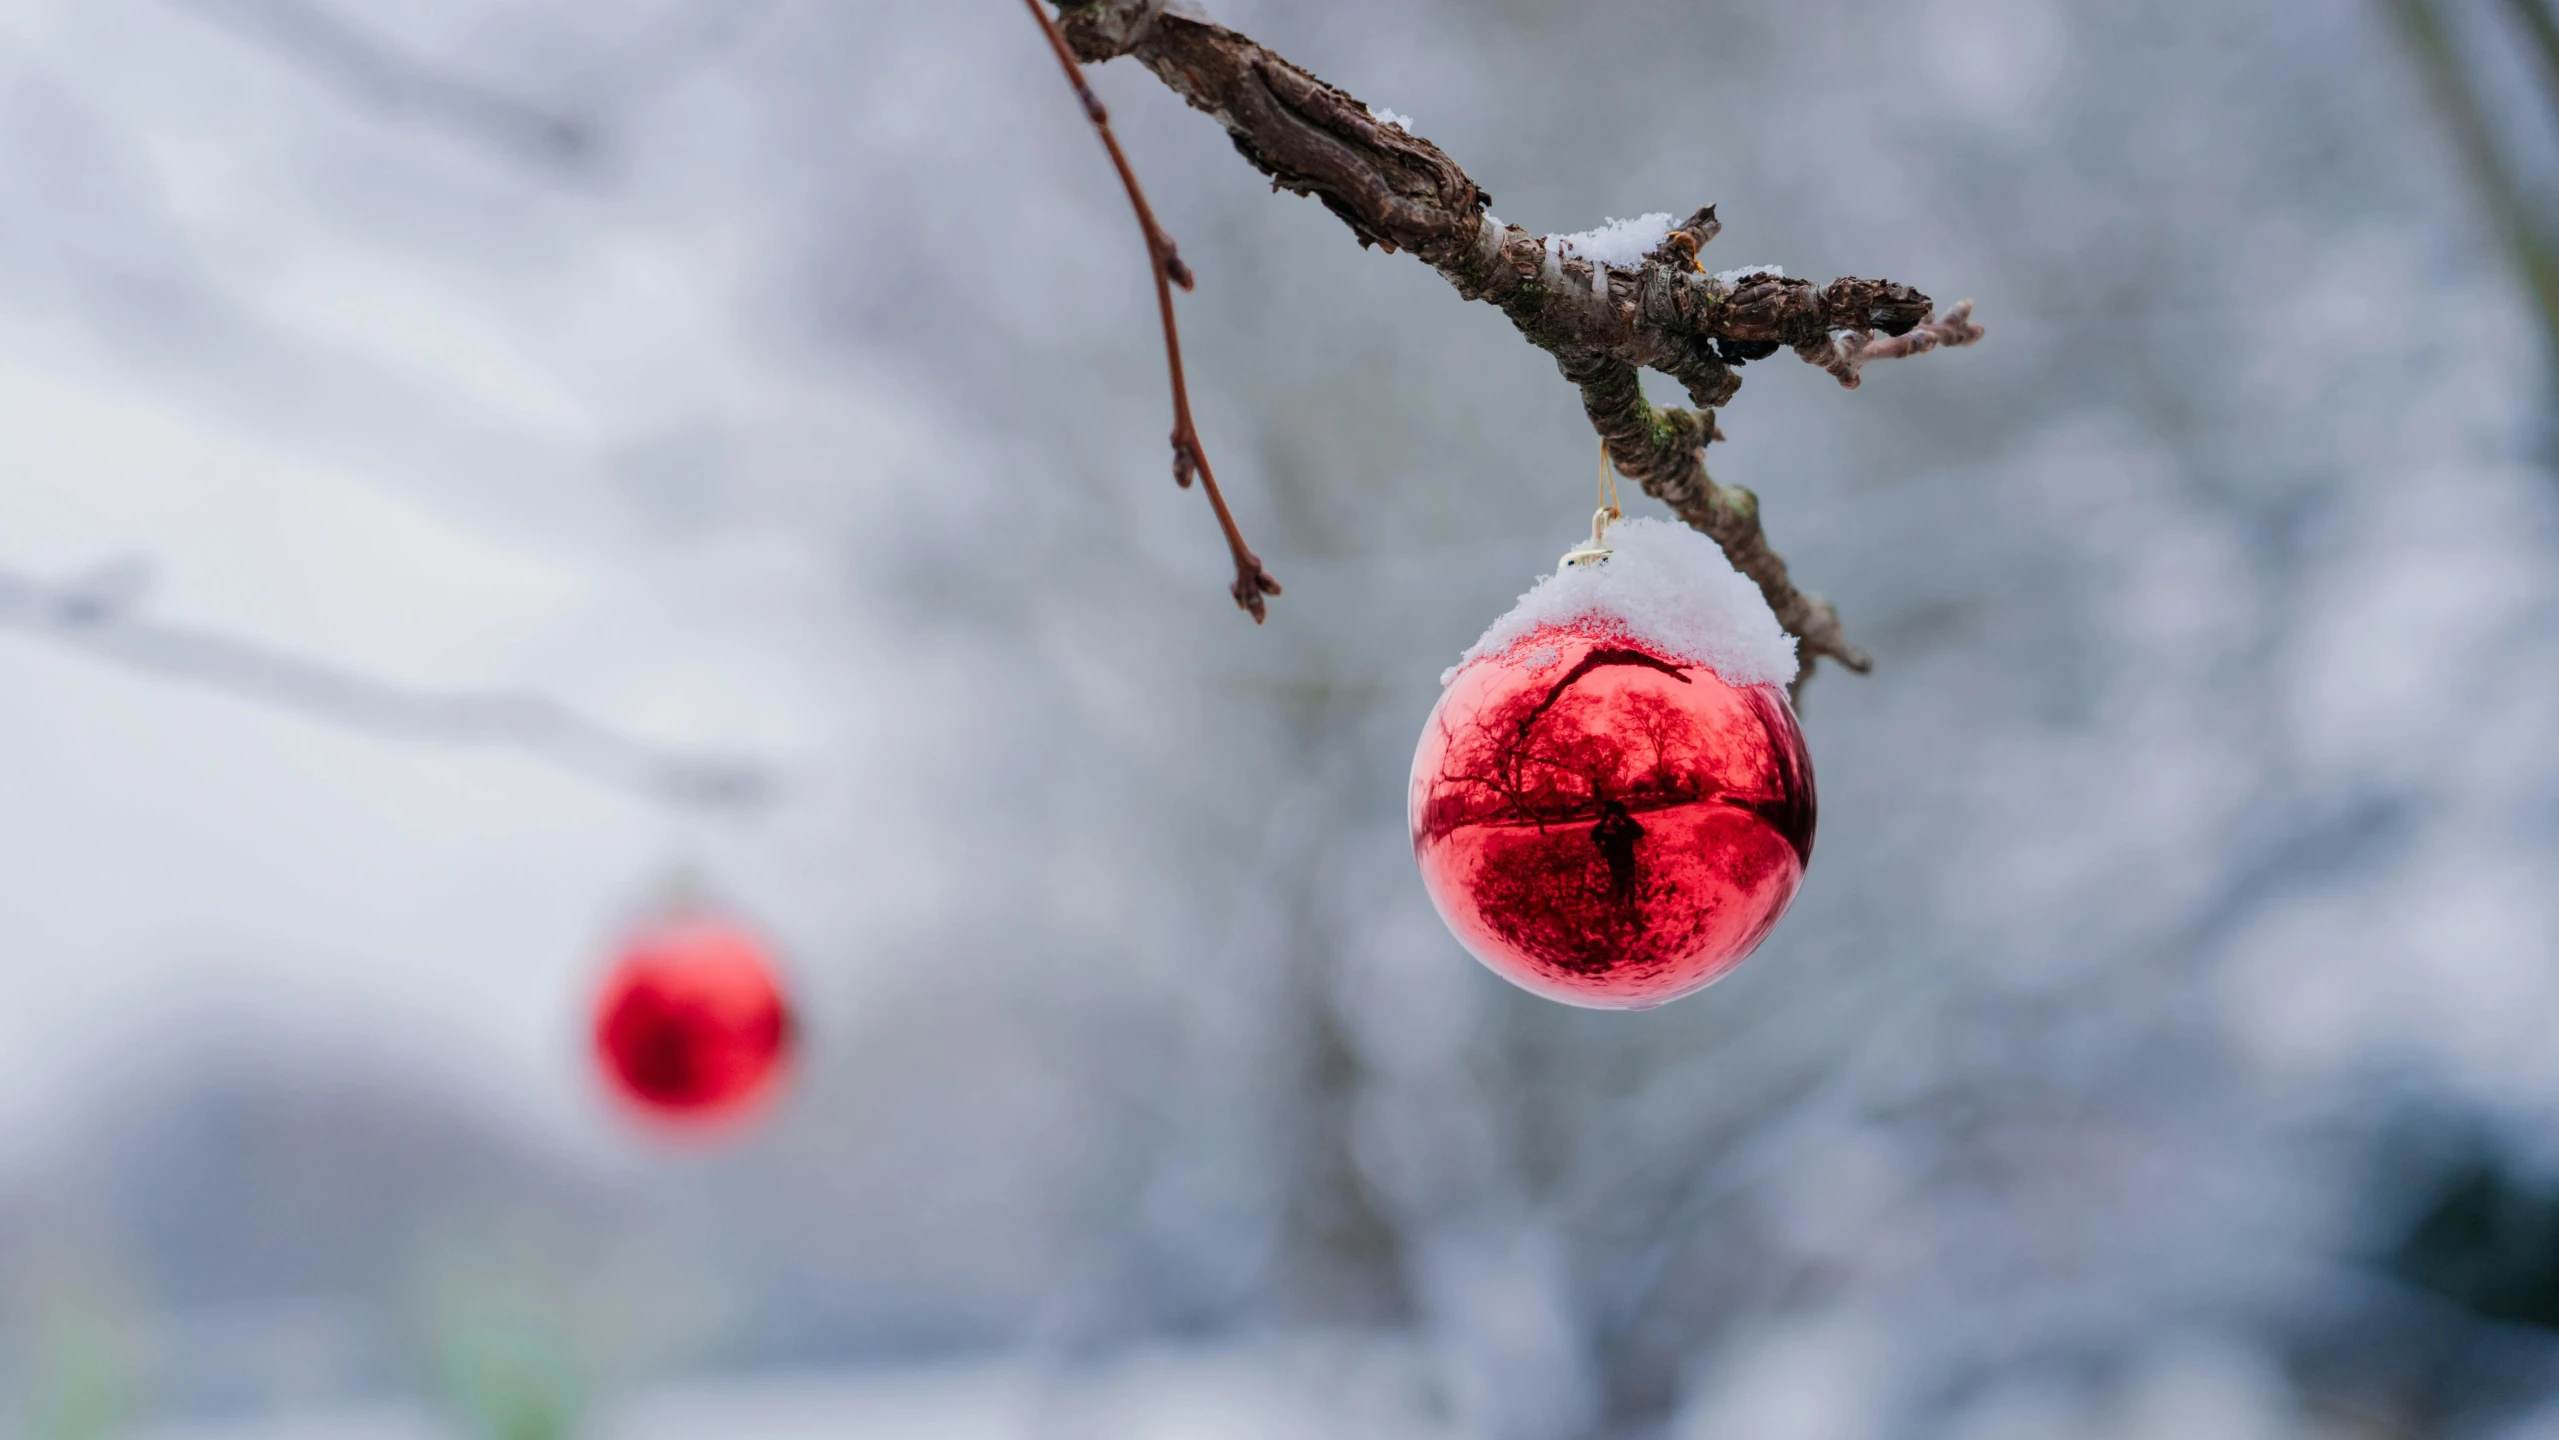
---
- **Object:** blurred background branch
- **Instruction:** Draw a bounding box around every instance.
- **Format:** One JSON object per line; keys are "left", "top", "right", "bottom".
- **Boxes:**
{"left": 2504, "top": 0, "right": 2559, "bottom": 118}
{"left": 175, "top": 0, "right": 594, "bottom": 166}
{"left": 0, "top": 559, "right": 773, "bottom": 810}
{"left": 2389, "top": 0, "right": 2559, "bottom": 369}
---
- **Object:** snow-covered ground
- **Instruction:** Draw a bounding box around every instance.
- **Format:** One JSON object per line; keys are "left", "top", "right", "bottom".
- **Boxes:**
{"left": 128, "top": 1336, "right": 1455, "bottom": 1440}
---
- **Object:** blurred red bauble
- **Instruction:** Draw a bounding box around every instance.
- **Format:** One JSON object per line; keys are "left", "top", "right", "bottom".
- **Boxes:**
{"left": 593, "top": 915, "right": 793, "bottom": 1126}
{"left": 1410, "top": 624, "right": 1816, "bottom": 1009}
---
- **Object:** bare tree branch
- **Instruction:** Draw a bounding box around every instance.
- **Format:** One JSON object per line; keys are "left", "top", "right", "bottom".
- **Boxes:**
{"left": 1044, "top": 0, "right": 1981, "bottom": 679}
{"left": 1021, "top": 0, "right": 1283, "bottom": 621}
{"left": 0, "top": 560, "right": 774, "bottom": 809}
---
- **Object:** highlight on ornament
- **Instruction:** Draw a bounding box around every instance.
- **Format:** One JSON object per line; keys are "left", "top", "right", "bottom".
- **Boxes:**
{"left": 593, "top": 908, "right": 795, "bottom": 1128}
{"left": 1410, "top": 510, "right": 1816, "bottom": 1009}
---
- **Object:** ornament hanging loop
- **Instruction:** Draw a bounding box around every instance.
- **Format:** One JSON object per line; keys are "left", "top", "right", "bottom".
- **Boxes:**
{"left": 1561, "top": 506, "right": 1618, "bottom": 570}
{"left": 1561, "top": 443, "right": 1624, "bottom": 570}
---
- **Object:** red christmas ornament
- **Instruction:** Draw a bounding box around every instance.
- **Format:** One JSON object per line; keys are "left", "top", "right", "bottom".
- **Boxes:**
{"left": 1410, "top": 511, "right": 1815, "bottom": 1009}
{"left": 594, "top": 912, "right": 793, "bottom": 1126}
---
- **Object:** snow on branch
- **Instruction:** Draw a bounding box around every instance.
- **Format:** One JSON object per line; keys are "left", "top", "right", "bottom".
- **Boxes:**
{"left": 0, "top": 560, "right": 775, "bottom": 810}
{"left": 1036, "top": 0, "right": 1983, "bottom": 681}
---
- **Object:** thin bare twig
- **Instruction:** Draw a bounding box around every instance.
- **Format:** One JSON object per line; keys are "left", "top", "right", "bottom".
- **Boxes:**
{"left": 1796, "top": 301, "right": 1986, "bottom": 390}
{"left": 1020, "top": 0, "right": 1283, "bottom": 621}
{"left": 0, "top": 560, "right": 774, "bottom": 809}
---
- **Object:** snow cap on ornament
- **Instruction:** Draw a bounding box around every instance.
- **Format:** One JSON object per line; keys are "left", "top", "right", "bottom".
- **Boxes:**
{"left": 1443, "top": 515, "right": 1798, "bottom": 690}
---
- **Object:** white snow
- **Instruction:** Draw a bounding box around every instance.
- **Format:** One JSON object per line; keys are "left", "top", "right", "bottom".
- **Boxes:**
{"left": 1444, "top": 517, "right": 1798, "bottom": 689}
{"left": 1369, "top": 105, "right": 1414, "bottom": 131}
{"left": 1714, "top": 263, "right": 1786, "bottom": 285}
{"left": 1545, "top": 212, "right": 1677, "bottom": 269}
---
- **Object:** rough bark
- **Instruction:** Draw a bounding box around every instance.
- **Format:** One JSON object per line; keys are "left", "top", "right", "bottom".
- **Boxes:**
{"left": 1052, "top": 0, "right": 1981, "bottom": 680}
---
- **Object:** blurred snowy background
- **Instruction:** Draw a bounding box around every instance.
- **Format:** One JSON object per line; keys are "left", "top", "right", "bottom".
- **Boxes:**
{"left": 2, "top": 0, "right": 2557, "bottom": 1435}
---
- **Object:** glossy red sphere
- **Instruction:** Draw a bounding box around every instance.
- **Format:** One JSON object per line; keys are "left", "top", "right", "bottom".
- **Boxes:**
{"left": 594, "top": 916, "right": 793, "bottom": 1126}
{"left": 1410, "top": 625, "right": 1816, "bottom": 1008}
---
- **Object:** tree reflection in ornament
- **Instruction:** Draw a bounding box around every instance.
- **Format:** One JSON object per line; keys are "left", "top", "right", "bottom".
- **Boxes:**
{"left": 1410, "top": 516, "right": 1815, "bottom": 1009}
